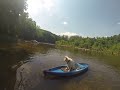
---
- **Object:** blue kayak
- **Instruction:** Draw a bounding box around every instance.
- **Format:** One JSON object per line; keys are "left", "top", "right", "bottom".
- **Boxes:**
{"left": 43, "top": 63, "right": 88, "bottom": 77}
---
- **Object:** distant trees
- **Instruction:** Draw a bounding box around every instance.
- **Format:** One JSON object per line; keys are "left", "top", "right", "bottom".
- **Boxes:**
{"left": 18, "top": 12, "right": 60, "bottom": 43}
{"left": 56, "top": 34, "right": 120, "bottom": 55}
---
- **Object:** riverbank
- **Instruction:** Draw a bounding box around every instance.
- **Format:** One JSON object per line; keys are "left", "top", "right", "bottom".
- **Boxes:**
{"left": 0, "top": 41, "right": 119, "bottom": 57}
{"left": 55, "top": 34, "right": 120, "bottom": 56}
{"left": 56, "top": 44, "right": 120, "bottom": 56}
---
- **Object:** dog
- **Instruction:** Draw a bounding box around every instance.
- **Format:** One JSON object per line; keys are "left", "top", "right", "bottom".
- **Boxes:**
{"left": 63, "top": 56, "right": 80, "bottom": 71}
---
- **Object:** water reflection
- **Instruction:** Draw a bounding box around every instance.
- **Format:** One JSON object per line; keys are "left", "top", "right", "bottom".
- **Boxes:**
{"left": 0, "top": 43, "right": 53, "bottom": 90}
{"left": 0, "top": 43, "right": 120, "bottom": 90}
{"left": 14, "top": 48, "right": 120, "bottom": 90}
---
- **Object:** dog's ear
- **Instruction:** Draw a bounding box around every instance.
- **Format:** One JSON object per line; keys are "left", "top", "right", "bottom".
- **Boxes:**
{"left": 64, "top": 57, "right": 67, "bottom": 61}
{"left": 65, "top": 56, "right": 68, "bottom": 58}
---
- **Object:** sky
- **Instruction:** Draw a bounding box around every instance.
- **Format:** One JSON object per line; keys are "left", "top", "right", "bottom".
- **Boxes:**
{"left": 27, "top": 0, "right": 120, "bottom": 37}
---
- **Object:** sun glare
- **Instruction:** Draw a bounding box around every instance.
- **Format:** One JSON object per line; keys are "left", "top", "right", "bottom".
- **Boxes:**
{"left": 27, "top": 0, "right": 55, "bottom": 14}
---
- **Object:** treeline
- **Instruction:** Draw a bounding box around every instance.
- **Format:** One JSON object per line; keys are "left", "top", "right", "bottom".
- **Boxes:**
{"left": 56, "top": 35, "right": 120, "bottom": 55}
{"left": 0, "top": 0, "right": 59, "bottom": 43}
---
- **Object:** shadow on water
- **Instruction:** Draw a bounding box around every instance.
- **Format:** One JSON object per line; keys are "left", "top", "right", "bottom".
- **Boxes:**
{"left": 0, "top": 48, "right": 30, "bottom": 90}
{"left": 0, "top": 42, "right": 54, "bottom": 90}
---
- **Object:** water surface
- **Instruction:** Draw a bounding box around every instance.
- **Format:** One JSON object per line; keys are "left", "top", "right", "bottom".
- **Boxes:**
{"left": 0, "top": 43, "right": 120, "bottom": 90}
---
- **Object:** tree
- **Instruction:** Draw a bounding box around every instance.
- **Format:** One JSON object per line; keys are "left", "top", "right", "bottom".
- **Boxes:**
{"left": 0, "top": 0, "right": 27, "bottom": 42}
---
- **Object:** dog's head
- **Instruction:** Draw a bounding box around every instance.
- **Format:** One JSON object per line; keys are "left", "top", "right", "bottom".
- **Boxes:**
{"left": 64, "top": 56, "right": 72, "bottom": 63}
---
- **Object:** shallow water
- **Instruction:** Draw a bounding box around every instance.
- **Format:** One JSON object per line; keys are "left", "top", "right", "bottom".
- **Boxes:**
{"left": 0, "top": 44, "right": 120, "bottom": 90}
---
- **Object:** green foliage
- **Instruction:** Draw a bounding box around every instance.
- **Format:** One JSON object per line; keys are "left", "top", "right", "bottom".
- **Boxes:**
{"left": 110, "top": 43, "right": 120, "bottom": 54}
{"left": 18, "top": 16, "right": 60, "bottom": 43}
{"left": 0, "top": 0, "right": 27, "bottom": 42}
{"left": 0, "top": 0, "right": 60, "bottom": 43}
{"left": 56, "top": 34, "right": 120, "bottom": 55}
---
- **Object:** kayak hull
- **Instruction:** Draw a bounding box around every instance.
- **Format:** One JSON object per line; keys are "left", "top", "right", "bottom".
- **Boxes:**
{"left": 43, "top": 63, "right": 88, "bottom": 77}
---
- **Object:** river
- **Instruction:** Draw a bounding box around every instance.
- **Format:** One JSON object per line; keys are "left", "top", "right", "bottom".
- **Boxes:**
{"left": 0, "top": 43, "right": 120, "bottom": 90}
